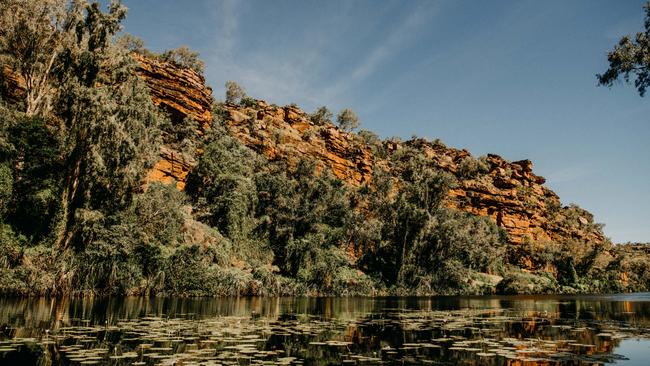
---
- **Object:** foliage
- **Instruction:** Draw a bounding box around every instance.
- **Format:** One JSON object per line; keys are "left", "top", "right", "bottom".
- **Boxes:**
{"left": 457, "top": 155, "right": 490, "bottom": 179}
{"left": 0, "top": 0, "right": 164, "bottom": 248}
{"left": 336, "top": 108, "right": 360, "bottom": 132}
{"left": 496, "top": 271, "right": 559, "bottom": 295}
{"left": 356, "top": 145, "right": 508, "bottom": 295}
{"left": 159, "top": 46, "right": 205, "bottom": 74}
{"left": 225, "top": 81, "right": 247, "bottom": 104}
{"left": 73, "top": 183, "right": 187, "bottom": 294}
{"left": 598, "top": 1, "right": 650, "bottom": 96}
{"left": 166, "top": 116, "right": 199, "bottom": 154}
{"left": 115, "top": 35, "right": 204, "bottom": 74}
{"left": 0, "top": 1, "right": 644, "bottom": 297}
{"left": 0, "top": 0, "right": 70, "bottom": 115}
{"left": 357, "top": 129, "right": 387, "bottom": 157}
{"left": 186, "top": 125, "right": 260, "bottom": 238}
{"left": 186, "top": 119, "right": 367, "bottom": 295}
{"left": 399, "top": 209, "right": 508, "bottom": 294}
{"left": 0, "top": 164, "right": 12, "bottom": 218}
{"left": 309, "top": 106, "right": 333, "bottom": 126}
{"left": 2, "top": 116, "right": 62, "bottom": 240}
{"left": 115, "top": 33, "right": 148, "bottom": 54}
{"left": 358, "top": 129, "right": 381, "bottom": 146}
{"left": 255, "top": 161, "right": 355, "bottom": 278}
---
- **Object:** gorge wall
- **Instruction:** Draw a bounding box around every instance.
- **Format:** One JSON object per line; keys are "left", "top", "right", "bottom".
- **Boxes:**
{"left": 2, "top": 55, "right": 606, "bottom": 249}
{"left": 134, "top": 56, "right": 606, "bottom": 248}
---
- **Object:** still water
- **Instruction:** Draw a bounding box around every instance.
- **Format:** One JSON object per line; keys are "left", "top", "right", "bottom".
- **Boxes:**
{"left": 0, "top": 294, "right": 649, "bottom": 365}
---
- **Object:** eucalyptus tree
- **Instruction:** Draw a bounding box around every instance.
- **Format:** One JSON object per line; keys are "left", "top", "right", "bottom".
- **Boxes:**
{"left": 362, "top": 146, "right": 452, "bottom": 285}
{"left": 336, "top": 108, "right": 360, "bottom": 132}
{"left": 225, "top": 81, "right": 247, "bottom": 104}
{"left": 309, "top": 106, "right": 333, "bottom": 126}
{"left": 0, "top": 0, "right": 70, "bottom": 116}
{"left": 598, "top": 1, "right": 650, "bottom": 96}
{"left": 0, "top": 1, "right": 164, "bottom": 247}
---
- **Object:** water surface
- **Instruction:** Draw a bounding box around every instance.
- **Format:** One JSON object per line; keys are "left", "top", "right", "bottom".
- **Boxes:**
{"left": 0, "top": 294, "right": 649, "bottom": 365}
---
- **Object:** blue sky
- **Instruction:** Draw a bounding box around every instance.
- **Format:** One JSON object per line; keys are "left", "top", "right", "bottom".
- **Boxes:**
{"left": 118, "top": 0, "right": 650, "bottom": 243}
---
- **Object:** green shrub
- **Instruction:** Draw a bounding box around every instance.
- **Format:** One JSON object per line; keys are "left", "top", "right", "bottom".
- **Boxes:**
{"left": 336, "top": 108, "right": 360, "bottom": 132}
{"left": 225, "top": 81, "right": 247, "bottom": 104}
{"left": 457, "top": 155, "right": 490, "bottom": 179}
{"left": 309, "top": 106, "right": 333, "bottom": 126}
{"left": 159, "top": 46, "right": 205, "bottom": 74}
{"left": 164, "top": 244, "right": 222, "bottom": 296}
{"left": 398, "top": 209, "right": 508, "bottom": 294}
{"left": 0, "top": 164, "right": 11, "bottom": 217}
{"left": 497, "top": 271, "right": 559, "bottom": 295}
{"left": 240, "top": 96, "right": 258, "bottom": 108}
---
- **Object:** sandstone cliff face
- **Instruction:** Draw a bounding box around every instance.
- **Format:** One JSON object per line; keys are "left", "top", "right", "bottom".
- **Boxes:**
{"left": 221, "top": 101, "right": 375, "bottom": 185}
{"left": 133, "top": 53, "right": 213, "bottom": 128}
{"left": 2, "top": 55, "right": 606, "bottom": 248}
{"left": 134, "top": 55, "right": 606, "bottom": 249}
{"left": 133, "top": 54, "right": 212, "bottom": 190}
{"left": 134, "top": 51, "right": 375, "bottom": 190}
{"left": 402, "top": 139, "right": 605, "bottom": 246}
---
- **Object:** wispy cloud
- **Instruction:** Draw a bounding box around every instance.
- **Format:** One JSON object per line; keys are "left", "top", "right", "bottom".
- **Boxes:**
{"left": 211, "top": 0, "right": 239, "bottom": 59}
{"left": 203, "top": 1, "right": 437, "bottom": 110}
{"left": 322, "top": 3, "right": 437, "bottom": 102}
{"left": 204, "top": 0, "right": 325, "bottom": 106}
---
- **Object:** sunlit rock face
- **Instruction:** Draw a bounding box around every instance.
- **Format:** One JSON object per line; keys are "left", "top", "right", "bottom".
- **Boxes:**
{"left": 133, "top": 53, "right": 213, "bottom": 129}
{"left": 221, "top": 101, "right": 375, "bottom": 186}
{"left": 133, "top": 54, "right": 213, "bottom": 190}
{"left": 0, "top": 54, "right": 606, "bottom": 249}
{"left": 407, "top": 140, "right": 605, "bottom": 246}
{"left": 132, "top": 55, "right": 606, "bottom": 249}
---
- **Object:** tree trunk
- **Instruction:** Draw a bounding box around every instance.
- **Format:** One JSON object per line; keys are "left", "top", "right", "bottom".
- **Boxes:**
{"left": 54, "top": 155, "right": 82, "bottom": 249}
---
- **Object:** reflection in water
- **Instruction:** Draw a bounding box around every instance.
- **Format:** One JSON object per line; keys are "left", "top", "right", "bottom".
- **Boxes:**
{"left": 0, "top": 294, "right": 649, "bottom": 365}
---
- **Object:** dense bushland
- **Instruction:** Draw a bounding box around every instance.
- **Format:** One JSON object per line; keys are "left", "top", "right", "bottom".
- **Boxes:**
{"left": 0, "top": 0, "right": 647, "bottom": 297}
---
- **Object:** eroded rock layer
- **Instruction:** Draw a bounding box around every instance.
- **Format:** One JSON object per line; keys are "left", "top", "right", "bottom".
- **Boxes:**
{"left": 134, "top": 55, "right": 606, "bottom": 247}
{"left": 133, "top": 54, "right": 212, "bottom": 189}
{"left": 133, "top": 53, "right": 213, "bottom": 128}
{"left": 221, "top": 101, "right": 375, "bottom": 185}
{"left": 404, "top": 139, "right": 605, "bottom": 245}
{"left": 3, "top": 55, "right": 606, "bottom": 248}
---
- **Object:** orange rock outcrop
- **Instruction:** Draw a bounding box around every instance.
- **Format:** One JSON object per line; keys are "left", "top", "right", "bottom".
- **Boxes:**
{"left": 133, "top": 55, "right": 606, "bottom": 247}
{"left": 2, "top": 54, "right": 607, "bottom": 248}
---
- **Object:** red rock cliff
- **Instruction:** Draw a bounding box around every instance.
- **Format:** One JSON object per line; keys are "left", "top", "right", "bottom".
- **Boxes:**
{"left": 133, "top": 56, "right": 606, "bottom": 248}
{"left": 2, "top": 55, "right": 606, "bottom": 248}
{"left": 133, "top": 54, "right": 213, "bottom": 190}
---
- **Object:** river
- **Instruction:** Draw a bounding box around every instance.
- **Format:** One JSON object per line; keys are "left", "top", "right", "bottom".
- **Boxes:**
{"left": 0, "top": 293, "right": 649, "bottom": 365}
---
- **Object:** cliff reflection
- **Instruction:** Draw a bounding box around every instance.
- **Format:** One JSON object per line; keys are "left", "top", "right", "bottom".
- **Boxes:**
{"left": 0, "top": 294, "right": 649, "bottom": 365}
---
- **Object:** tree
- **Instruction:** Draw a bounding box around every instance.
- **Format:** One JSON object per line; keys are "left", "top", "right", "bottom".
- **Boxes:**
{"left": 115, "top": 33, "right": 147, "bottom": 54}
{"left": 1, "top": 1, "right": 163, "bottom": 247}
{"left": 0, "top": 0, "right": 70, "bottom": 116}
{"left": 309, "top": 106, "right": 333, "bottom": 125}
{"left": 597, "top": 1, "right": 650, "bottom": 96}
{"left": 358, "top": 146, "right": 453, "bottom": 285}
{"left": 336, "top": 108, "right": 360, "bottom": 132}
{"left": 160, "top": 46, "right": 205, "bottom": 74}
{"left": 185, "top": 125, "right": 260, "bottom": 238}
{"left": 225, "top": 81, "right": 247, "bottom": 104}
{"left": 53, "top": 1, "right": 162, "bottom": 248}
{"left": 0, "top": 164, "right": 11, "bottom": 219}
{"left": 4, "top": 116, "right": 62, "bottom": 239}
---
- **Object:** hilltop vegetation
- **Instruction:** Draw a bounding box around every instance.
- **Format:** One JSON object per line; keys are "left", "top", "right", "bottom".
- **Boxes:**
{"left": 0, "top": 0, "right": 648, "bottom": 296}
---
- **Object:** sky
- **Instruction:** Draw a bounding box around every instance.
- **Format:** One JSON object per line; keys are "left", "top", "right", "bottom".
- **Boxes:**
{"left": 117, "top": 0, "right": 650, "bottom": 243}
